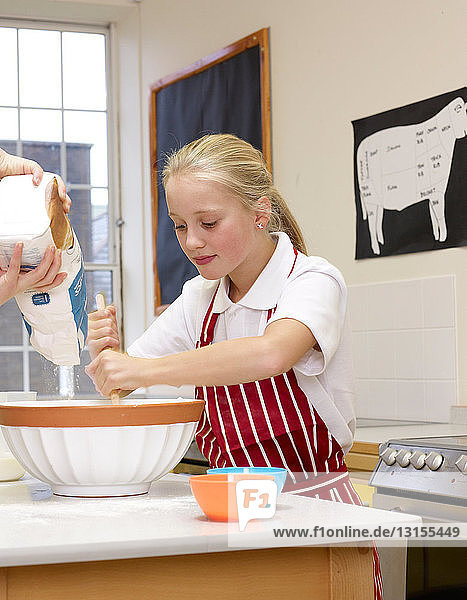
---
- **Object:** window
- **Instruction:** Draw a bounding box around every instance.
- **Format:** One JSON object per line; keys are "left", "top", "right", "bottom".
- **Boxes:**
{"left": 0, "top": 21, "right": 120, "bottom": 397}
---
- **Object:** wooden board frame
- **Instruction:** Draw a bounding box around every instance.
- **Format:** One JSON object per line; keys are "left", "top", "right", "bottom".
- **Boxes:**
{"left": 149, "top": 28, "right": 271, "bottom": 312}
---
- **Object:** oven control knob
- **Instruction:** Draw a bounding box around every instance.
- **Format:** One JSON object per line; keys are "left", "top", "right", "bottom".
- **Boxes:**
{"left": 425, "top": 451, "right": 444, "bottom": 471}
{"left": 380, "top": 447, "right": 397, "bottom": 465}
{"left": 395, "top": 449, "right": 412, "bottom": 467}
{"left": 409, "top": 451, "right": 427, "bottom": 470}
{"left": 455, "top": 454, "right": 467, "bottom": 475}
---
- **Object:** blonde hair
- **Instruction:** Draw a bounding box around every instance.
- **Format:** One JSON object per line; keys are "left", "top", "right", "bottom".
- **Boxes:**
{"left": 162, "top": 134, "right": 307, "bottom": 254}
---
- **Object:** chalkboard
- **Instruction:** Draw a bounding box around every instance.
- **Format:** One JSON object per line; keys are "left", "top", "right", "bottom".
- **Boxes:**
{"left": 149, "top": 29, "right": 271, "bottom": 311}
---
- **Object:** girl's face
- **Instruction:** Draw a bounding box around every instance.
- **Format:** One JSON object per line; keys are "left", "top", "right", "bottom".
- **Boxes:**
{"left": 165, "top": 175, "right": 263, "bottom": 281}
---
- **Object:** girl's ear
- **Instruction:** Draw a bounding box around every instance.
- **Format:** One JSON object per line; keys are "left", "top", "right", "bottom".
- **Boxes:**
{"left": 254, "top": 196, "right": 271, "bottom": 226}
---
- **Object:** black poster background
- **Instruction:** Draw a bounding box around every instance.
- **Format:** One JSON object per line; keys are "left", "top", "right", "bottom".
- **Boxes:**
{"left": 352, "top": 88, "right": 467, "bottom": 259}
{"left": 155, "top": 45, "right": 262, "bottom": 304}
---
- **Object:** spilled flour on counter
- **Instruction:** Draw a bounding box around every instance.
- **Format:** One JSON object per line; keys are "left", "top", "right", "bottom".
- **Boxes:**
{"left": 0, "top": 476, "right": 204, "bottom": 548}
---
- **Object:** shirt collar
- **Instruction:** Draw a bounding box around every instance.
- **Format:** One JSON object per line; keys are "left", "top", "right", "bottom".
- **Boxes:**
{"left": 212, "top": 232, "right": 297, "bottom": 313}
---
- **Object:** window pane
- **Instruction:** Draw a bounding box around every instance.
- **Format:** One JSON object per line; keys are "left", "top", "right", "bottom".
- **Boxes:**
{"left": 29, "top": 351, "right": 59, "bottom": 396}
{"left": 0, "top": 299, "right": 22, "bottom": 345}
{"left": 85, "top": 270, "right": 113, "bottom": 312}
{"left": 0, "top": 28, "right": 18, "bottom": 107}
{"left": 20, "top": 108, "right": 62, "bottom": 142}
{"left": 64, "top": 111, "right": 107, "bottom": 186}
{"left": 66, "top": 142, "right": 92, "bottom": 185}
{"left": 22, "top": 141, "right": 61, "bottom": 176}
{"left": 0, "top": 352, "right": 22, "bottom": 391}
{"left": 0, "top": 140, "right": 18, "bottom": 155}
{"left": 68, "top": 189, "right": 93, "bottom": 262}
{"left": 0, "top": 108, "right": 18, "bottom": 140}
{"left": 19, "top": 29, "right": 61, "bottom": 108}
{"left": 92, "top": 189, "right": 109, "bottom": 263}
{"left": 68, "top": 188, "right": 112, "bottom": 266}
{"left": 62, "top": 32, "right": 106, "bottom": 111}
{"left": 75, "top": 350, "right": 97, "bottom": 396}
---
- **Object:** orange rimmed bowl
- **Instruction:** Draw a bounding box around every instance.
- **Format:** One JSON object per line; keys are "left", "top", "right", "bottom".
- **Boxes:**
{"left": 189, "top": 473, "right": 275, "bottom": 522}
{"left": 0, "top": 398, "right": 204, "bottom": 497}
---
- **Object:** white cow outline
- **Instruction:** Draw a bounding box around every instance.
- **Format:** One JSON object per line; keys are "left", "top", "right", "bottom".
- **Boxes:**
{"left": 356, "top": 97, "right": 467, "bottom": 255}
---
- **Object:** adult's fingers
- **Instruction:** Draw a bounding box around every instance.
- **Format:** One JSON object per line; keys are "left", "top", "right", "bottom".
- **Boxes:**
{"left": 30, "top": 161, "right": 44, "bottom": 186}
{"left": 20, "top": 247, "right": 56, "bottom": 287}
{"left": 7, "top": 243, "right": 23, "bottom": 277}
{"left": 39, "top": 246, "right": 63, "bottom": 285}
{"left": 12, "top": 155, "right": 43, "bottom": 184}
{"left": 30, "top": 272, "right": 67, "bottom": 292}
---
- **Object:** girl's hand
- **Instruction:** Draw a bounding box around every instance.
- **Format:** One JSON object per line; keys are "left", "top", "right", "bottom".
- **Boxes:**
{"left": 0, "top": 148, "right": 71, "bottom": 213}
{"left": 0, "top": 243, "right": 66, "bottom": 306}
{"left": 85, "top": 350, "right": 146, "bottom": 397}
{"left": 86, "top": 304, "right": 120, "bottom": 361}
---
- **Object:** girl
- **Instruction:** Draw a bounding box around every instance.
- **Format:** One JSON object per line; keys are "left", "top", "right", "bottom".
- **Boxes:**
{"left": 86, "top": 133, "right": 382, "bottom": 598}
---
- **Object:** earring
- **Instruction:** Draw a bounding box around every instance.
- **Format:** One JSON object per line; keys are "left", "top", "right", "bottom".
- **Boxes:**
{"left": 256, "top": 222, "right": 264, "bottom": 230}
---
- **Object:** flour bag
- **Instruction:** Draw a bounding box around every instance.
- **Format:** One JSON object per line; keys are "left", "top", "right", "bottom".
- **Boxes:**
{"left": 0, "top": 173, "right": 87, "bottom": 365}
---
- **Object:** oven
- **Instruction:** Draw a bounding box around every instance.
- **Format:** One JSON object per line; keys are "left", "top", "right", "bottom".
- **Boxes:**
{"left": 370, "top": 436, "right": 467, "bottom": 599}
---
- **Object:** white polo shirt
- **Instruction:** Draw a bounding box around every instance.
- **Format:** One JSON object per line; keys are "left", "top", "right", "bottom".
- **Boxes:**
{"left": 128, "top": 232, "right": 356, "bottom": 454}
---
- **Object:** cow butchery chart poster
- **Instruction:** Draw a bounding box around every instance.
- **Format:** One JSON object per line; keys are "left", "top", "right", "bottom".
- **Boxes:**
{"left": 352, "top": 87, "right": 467, "bottom": 259}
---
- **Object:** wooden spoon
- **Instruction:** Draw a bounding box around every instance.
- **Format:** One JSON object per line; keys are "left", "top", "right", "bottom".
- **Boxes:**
{"left": 95, "top": 293, "right": 120, "bottom": 406}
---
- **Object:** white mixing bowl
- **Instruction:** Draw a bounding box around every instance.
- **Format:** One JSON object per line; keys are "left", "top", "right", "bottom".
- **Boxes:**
{"left": 0, "top": 398, "right": 204, "bottom": 497}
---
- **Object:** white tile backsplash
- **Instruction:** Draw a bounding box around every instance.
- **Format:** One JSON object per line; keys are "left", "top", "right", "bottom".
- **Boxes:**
{"left": 352, "top": 332, "right": 369, "bottom": 378}
{"left": 367, "top": 282, "right": 396, "bottom": 331}
{"left": 354, "top": 380, "right": 372, "bottom": 417}
{"left": 422, "top": 275, "right": 455, "bottom": 328}
{"left": 425, "top": 381, "right": 457, "bottom": 422}
{"left": 349, "top": 275, "right": 456, "bottom": 423}
{"left": 392, "top": 280, "right": 423, "bottom": 330}
{"left": 369, "top": 380, "right": 397, "bottom": 419}
{"left": 348, "top": 285, "right": 368, "bottom": 331}
{"left": 367, "top": 331, "right": 395, "bottom": 379}
{"left": 423, "top": 329, "right": 456, "bottom": 380}
{"left": 394, "top": 330, "right": 424, "bottom": 379}
{"left": 396, "top": 381, "right": 425, "bottom": 421}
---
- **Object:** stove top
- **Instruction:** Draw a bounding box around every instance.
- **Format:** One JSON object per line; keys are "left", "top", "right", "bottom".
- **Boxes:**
{"left": 369, "top": 436, "right": 467, "bottom": 504}
{"left": 396, "top": 435, "right": 467, "bottom": 450}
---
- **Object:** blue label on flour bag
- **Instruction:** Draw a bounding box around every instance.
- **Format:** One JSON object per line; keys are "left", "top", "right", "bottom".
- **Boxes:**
{"left": 69, "top": 262, "right": 88, "bottom": 351}
{"left": 32, "top": 292, "right": 50, "bottom": 305}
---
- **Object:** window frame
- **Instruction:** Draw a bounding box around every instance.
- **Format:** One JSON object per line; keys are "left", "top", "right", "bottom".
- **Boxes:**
{"left": 0, "top": 17, "right": 122, "bottom": 395}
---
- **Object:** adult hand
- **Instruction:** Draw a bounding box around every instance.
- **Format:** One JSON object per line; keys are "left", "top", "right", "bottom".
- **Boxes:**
{"left": 86, "top": 304, "right": 120, "bottom": 361}
{"left": 0, "top": 243, "right": 67, "bottom": 306}
{"left": 0, "top": 148, "right": 71, "bottom": 213}
{"left": 85, "top": 350, "right": 146, "bottom": 397}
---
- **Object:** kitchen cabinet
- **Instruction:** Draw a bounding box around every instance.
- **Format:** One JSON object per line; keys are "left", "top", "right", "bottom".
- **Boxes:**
{"left": 0, "top": 474, "right": 422, "bottom": 600}
{"left": 345, "top": 440, "right": 379, "bottom": 472}
{"left": 0, "top": 546, "right": 373, "bottom": 600}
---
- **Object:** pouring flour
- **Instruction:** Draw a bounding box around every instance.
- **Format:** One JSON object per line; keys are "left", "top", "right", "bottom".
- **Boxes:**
{"left": 0, "top": 172, "right": 87, "bottom": 366}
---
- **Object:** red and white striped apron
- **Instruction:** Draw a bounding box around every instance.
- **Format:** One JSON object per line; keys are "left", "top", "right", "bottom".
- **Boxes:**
{"left": 194, "top": 250, "right": 383, "bottom": 599}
